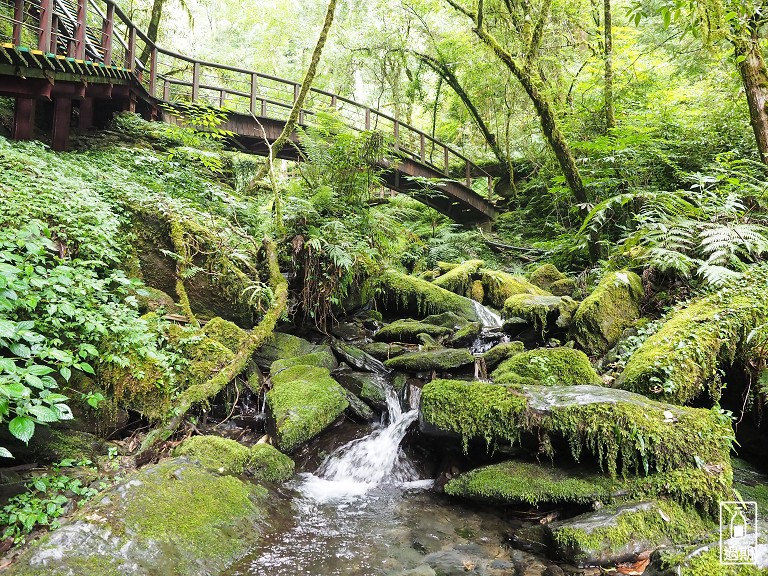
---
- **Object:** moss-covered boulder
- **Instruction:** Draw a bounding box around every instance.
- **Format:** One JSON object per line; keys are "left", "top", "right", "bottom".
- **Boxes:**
{"left": 384, "top": 348, "right": 475, "bottom": 373}
{"left": 617, "top": 269, "right": 768, "bottom": 404}
{"left": 529, "top": 264, "right": 567, "bottom": 292}
{"left": 374, "top": 319, "right": 452, "bottom": 343}
{"left": 422, "top": 311, "right": 467, "bottom": 329}
{"left": 252, "top": 332, "right": 324, "bottom": 369}
{"left": 134, "top": 286, "right": 179, "bottom": 315}
{"left": 330, "top": 339, "right": 389, "bottom": 372}
{"left": 360, "top": 341, "right": 406, "bottom": 360}
{"left": 491, "top": 347, "right": 602, "bottom": 387}
{"left": 480, "top": 269, "right": 548, "bottom": 309}
{"left": 334, "top": 370, "right": 389, "bottom": 411}
{"left": 203, "top": 316, "right": 246, "bottom": 353}
{"left": 266, "top": 366, "right": 349, "bottom": 453}
{"left": 5, "top": 458, "right": 270, "bottom": 576}
{"left": 481, "top": 341, "right": 525, "bottom": 369}
{"left": 173, "top": 435, "right": 294, "bottom": 482}
{"left": 269, "top": 348, "right": 338, "bottom": 376}
{"left": 448, "top": 322, "right": 482, "bottom": 347}
{"left": 470, "top": 280, "right": 484, "bottom": 303}
{"left": 376, "top": 269, "right": 479, "bottom": 322}
{"left": 571, "top": 270, "right": 643, "bottom": 356}
{"left": 550, "top": 278, "right": 577, "bottom": 297}
{"left": 432, "top": 259, "right": 484, "bottom": 295}
{"left": 548, "top": 500, "right": 711, "bottom": 566}
{"left": 502, "top": 294, "right": 578, "bottom": 337}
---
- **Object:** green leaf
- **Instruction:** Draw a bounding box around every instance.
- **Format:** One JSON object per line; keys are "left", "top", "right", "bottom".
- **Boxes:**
{"left": 28, "top": 405, "right": 60, "bottom": 423}
{"left": 27, "top": 365, "right": 54, "bottom": 376}
{"left": 77, "top": 362, "right": 95, "bottom": 375}
{"left": 59, "top": 366, "right": 71, "bottom": 382}
{"left": 0, "top": 319, "right": 16, "bottom": 339}
{"left": 53, "top": 404, "right": 73, "bottom": 420}
{"left": 0, "top": 446, "right": 13, "bottom": 458}
{"left": 0, "top": 358, "right": 16, "bottom": 373}
{"left": 9, "top": 342, "right": 31, "bottom": 359}
{"left": 8, "top": 416, "right": 35, "bottom": 444}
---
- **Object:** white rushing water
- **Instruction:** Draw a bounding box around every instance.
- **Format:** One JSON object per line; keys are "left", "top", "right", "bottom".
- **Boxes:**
{"left": 299, "top": 387, "right": 423, "bottom": 502}
{"left": 471, "top": 300, "right": 502, "bottom": 328}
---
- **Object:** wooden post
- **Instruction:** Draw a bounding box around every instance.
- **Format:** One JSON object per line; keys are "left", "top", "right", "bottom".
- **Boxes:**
{"left": 102, "top": 3, "right": 114, "bottom": 65}
{"left": 260, "top": 99, "right": 266, "bottom": 117}
{"left": 465, "top": 162, "right": 471, "bottom": 187}
{"left": 250, "top": 73, "right": 258, "bottom": 116}
{"left": 49, "top": 15, "right": 58, "bottom": 53}
{"left": 364, "top": 108, "right": 370, "bottom": 130}
{"left": 74, "top": 0, "right": 86, "bottom": 59}
{"left": 163, "top": 79, "right": 170, "bottom": 101}
{"left": 293, "top": 83, "right": 303, "bottom": 124}
{"left": 52, "top": 98, "right": 72, "bottom": 151}
{"left": 79, "top": 97, "right": 94, "bottom": 130}
{"left": 12, "top": 98, "right": 34, "bottom": 140}
{"left": 330, "top": 95, "right": 337, "bottom": 108}
{"left": 393, "top": 120, "right": 399, "bottom": 151}
{"left": 192, "top": 62, "right": 200, "bottom": 102}
{"left": 219, "top": 90, "right": 226, "bottom": 108}
{"left": 420, "top": 133, "right": 425, "bottom": 162}
{"left": 488, "top": 175, "right": 493, "bottom": 201}
{"left": 12, "top": 0, "right": 23, "bottom": 46}
{"left": 127, "top": 27, "right": 136, "bottom": 71}
{"left": 444, "top": 147, "right": 449, "bottom": 175}
{"left": 38, "top": 0, "right": 53, "bottom": 52}
{"left": 149, "top": 47, "right": 157, "bottom": 97}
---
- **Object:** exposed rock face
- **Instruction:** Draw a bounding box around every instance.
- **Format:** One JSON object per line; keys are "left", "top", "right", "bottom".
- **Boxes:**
{"left": 383, "top": 348, "right": 475, "bottom": 373}
{"left": 5, "top": 458, "right": 271, "bottom": 576}
{"left": 491, "top": 347, "right": 602, "bottom": 387}
{"left": 570, "top": 270, "right": 643, "bottom": 356}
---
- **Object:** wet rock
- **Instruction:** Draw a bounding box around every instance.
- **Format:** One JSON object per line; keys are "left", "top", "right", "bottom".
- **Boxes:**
{"left": 375, "top": 319, "right": 453, "bottom": 343}
{"left": 330, "top": 321, "right": 369, "bottom": 341}
{"left": 334, "top": 370, "right": 389, "bottom": 411}
{"left": 269, "top": 347, "right": 338, "bottom": 376}
{"left": 331, "top": 338, "right": 389, "bottom": 373}
{"left": 491, "top": 347, "right": 602, "bottom": 387}
{"left": 449, "top": 322, "right": 482, "bottom": 347}
{"left": 344, "top": 390, "right": 377, "bottom": 422}
{"left": 5, "top": 458, "right": 270, "bottom": 576}
{"left": 266, "top": 365, "right": 349, "bottom": 453}
{"left": 360, "top": 341, "right": 406, "bottom": 360}
{"left": 529, "top": 264, "right": 567, "bottom": 292}
{"left": 570, "top": 270, "right": 643, "bottom": 356}
{"left": 384, "top": 348, "right": 475, "bottom": 373}
{"left": 432, "top": 259, "right": 485, "bottom": 296}
{"left": 480, "top": 269, "right": 548, "bottom": 309}
{"left": 482, "top": 341, "right": 525, "bottom": 369}
{"left": 253, "top": 332, "right": 325, "bottom": 369}
{"left": 502, "top": 294, "right": 578, "bottom": 339}
{"left": 423, "top": 311, "right": 468, "bottom": 329}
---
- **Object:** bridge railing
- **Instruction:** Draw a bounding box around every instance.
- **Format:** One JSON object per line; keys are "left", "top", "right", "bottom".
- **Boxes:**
{"left": 1, "top": 0, "right": 494, "bottom": 201}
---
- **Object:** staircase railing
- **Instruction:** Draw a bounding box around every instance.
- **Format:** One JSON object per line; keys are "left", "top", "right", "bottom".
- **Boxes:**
{"left": 0, "top": 0, "right": 494, "bottom": 199}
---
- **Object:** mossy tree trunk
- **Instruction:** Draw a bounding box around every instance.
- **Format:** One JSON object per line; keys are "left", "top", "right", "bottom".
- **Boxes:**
{"left": 734, "top": 30, "right": 768, "bottom": 164}
{"left": 604, "top": 0, "right": 615, "bottom": 131}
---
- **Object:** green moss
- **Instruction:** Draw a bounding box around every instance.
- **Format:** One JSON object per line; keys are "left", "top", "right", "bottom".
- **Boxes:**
{"left": 470, "top": 280, "right": 485, "bottom": 303}
{"left": 491, "top": 347, "right": 602, "bottom": 387}
{"left": 253, "top": 332, "right": 322, "bottom": 368}
{"left": 270, "top": 349, "right": 337, "bottom": 376}
{"left": 101, "top": 346, "right": 173, "bottom": 421}
{"left": 665, "top": 547, "right": 765, "bottom": 575}
{"left": 449, "top": 322, "right": 482, "bottom": 346}
{"left": 174, "top": 435, "right": 251, "bottom": 473}
{"left": 480, "top": 268, "right": 548, "bottom": 308}
{"left": 550, "top": 277, "right": 577, "bottom": 297}
{"left": 374, "top": 319, "right": 452, "bottom": 343}
{"left": 502, "top": 294, "right": 578, "bottom": 336}
{"left": 203, "top": 316, "right": 246, "bottom": 353}
{"left": 482, "top": 341, "right": 525, "bottom": 369}
{"left": 571, "top": 270, "right": 643, "bottom": 356}
{"left": 422, "top": 311, "right": 467, "bottom": 328}
{"left": 383, "top": 348, "right": 475, "bottom": 372}
{"left": 432, "top": 259, "right": 484, "bottom": 296}
{"left": 617, "top": 269, "right": 768, "bottom": 404}
{"left": 529, "top": 263, "right": 567, "bottom": 291}
{"left": 360, "top": 341, "right": 406, "bottom": 360}
{"left": 247, "top": 443, "right": 295, "bottom": 482}
{"left": 376, "top": 269, "right": 479, "bottom": 321}
{"left": 267, "top": 365, "right": 349, "bottom": 452}
{"left": 182, "top": 333, "right": 236, "bottom": 388}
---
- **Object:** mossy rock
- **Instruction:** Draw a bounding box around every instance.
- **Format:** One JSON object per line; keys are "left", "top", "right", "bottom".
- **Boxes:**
{"left": 617, "top": 269, "right": 768, "bottom": 405}
{"left": 330, "top": 339, "right": 389, "bottom": 372}
{"left": 267, "top": 365, "right": 349, "bottom": 453}
{"left": 417, "top": 331, "right": 440, "bottom": 348}
{"left": 334, "top": 370, "right": 388, "bottom": 410}
{"left": 654, "top": 542, "right": 768, "bottom": 574}
{"left": 502, "top": 293, "right": 578, "bottom": 337}
{"left": 383, "top": 348, "right": 475, "bottom": 372}
{"left": 548, "top": 500, "right": 712, "bottom": 566}
{"left": 375, "top": 269, "right": 479, "bottom": 322}
{"left": 0, "top": 428, "right": 113, "bottom": 465}
{"left": 491, "top": 347, "right": 602, "bottom": 387}
{"left": 179, "top": 331, "right": 236, "bottom": 389}
{"left": 432, "top": 259, "right": 484, "bottom": 296}
{"left": 360, "top": 341, "right": 406, "bottom": 360}
{"left": 173, "top": 435, "right": 294, "bottom": 482}
{"left": 570, "top": 270, "right": 643, "bottom": 356}
{"left": 253, "top": 332, "right": 323, "bottom": 369}
{"left": 480, "top": 268, "right": 548, "bottom": 309}
{"left": 470, "top": 280, "right": 485, "bottom": 303}
{"left": 422, "top": 312, "right": 467, "bottom": 328}
{"left": 5, "top": 458, "right": 270, "bottom": 576}
{"left": 100, "top": 347, "right": 173, "bottom": 421}
{"left": 482, "top": 341, "right": 525, "bottom": 369}
{"left": 203, "top": 316, "right": 246, "bottom": 353}
{"left": 550, "top": 278, "right": 577, "bottom": 297}
{"left": 269, "top": 348, "right": 338, "bottom": 376}
{"left": 449, "top": 322, "right": 482, "bottom": 347}
{"left": 374, "top": 319, "right": 452, "bottom": 343}
{"left": 134, "top": 286, "right": 179, "bottom": 315}
{"left": 529, "top": 263, "right": 567, "bottom": 291}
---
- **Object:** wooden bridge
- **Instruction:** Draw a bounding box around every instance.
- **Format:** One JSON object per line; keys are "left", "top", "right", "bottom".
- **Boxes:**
{"left": 0, "top": 0, "right": 499, "bottom": 223}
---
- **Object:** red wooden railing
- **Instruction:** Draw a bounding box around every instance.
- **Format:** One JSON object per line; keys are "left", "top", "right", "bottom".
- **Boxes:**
{"left": 0, "top": 0, "right": 494, "bottom": 198}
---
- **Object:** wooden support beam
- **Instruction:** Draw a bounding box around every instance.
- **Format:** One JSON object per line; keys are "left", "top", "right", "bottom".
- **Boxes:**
{"left": 52, "top": 98, "right": 72, "bottom": 151}
{"left": 50, "top": 15, "right": 58, "bottom": 53}
{"left": 191, "top": 61, "right": 200, "bottom": 101}
{"left": 78, "top": 97, "right": 94, "bottom": 130}
{"left": 365, "top": 108, "right": 370, "bottom": 130}
{"left": 12, "top": 0, "right": 23, "bottom": 46}
{"left": 127, "top": 27, "right": 136, "bottom": 71}
{"left": 102, "top": 4, "right": 114, "bottom": 65}
{"left": 420, "top": 133, "right": 425, "bottom": 162}
{"left": 74, "top": 0, "right": 87, "bottom": 60}
{"left": 149, "top": 47, "right": 157, "bottom": 97}
{"left": 393, "top": 120, "right": 399, "bottom": 151}
{"left": 444, "top": 147, "right": 449, "bottom": 175}
{"left": 250, "top": 73, "right": 258, "bottom": 116}
{"left": 12, "top": 98, "right": 34, "bottom": 140}
{"left": 38, "top": 0, "right": 53, "bottom": 52}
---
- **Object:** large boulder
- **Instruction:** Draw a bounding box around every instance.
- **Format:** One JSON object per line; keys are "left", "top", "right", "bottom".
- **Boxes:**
{"left": 431, "top": 259, "right": 484, "bottom": 295}
{"left": 252, "top": 332, "right": 324, "bottom": 369}
{"left": 570, "top": 270, "right": 643, "bottom": 356}
{"left": 384, "top": 348, "right": 475, "bottom": 373}
{"left": 491, "top": 347, "right": 602, "bottom": 387}
{"left": 480, "top": 269, "right": 547, "bottom": 309}
{"left": 5, "top": 458, "right": 271, "bottom": 576}
{"left": 529, "top": 264, "right": 568, "bottom": 292}
{"left": 374, "top": 319, "right": 452, "bottom": 343}
{"left": 502, "top": 294, "right": 578, "bottom": 338}
{"left": 269, "top": 349, "right": 338, "bottom": 376}
{"left": 266, "top": 365, "right": 349, "bottom": 452}
{"left": 481, "top": 341, "right": 525, "bottom": 369}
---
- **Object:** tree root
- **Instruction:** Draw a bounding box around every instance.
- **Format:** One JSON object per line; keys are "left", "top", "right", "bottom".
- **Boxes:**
{"left": 138, "top": 238, "right": 288, "bottom": 453}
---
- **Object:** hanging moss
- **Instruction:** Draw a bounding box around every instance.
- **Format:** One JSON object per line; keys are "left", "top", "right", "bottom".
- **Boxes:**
{"left": 529, "top": 263, "right": 567, "bottom": 291}
{"left": 503, "top": 294, "right": 578, "bottom": 337}
{"left": 491, "top": 347, "right": 602, "bottom": 387}
{"left": 480, "top": 268, "right": 548, "bottom": 309}
{"left": 432, "top": 259, "right": 484, "bottom": 296}
{"left": 376, "top": 269, "right": 479, "bottom": 321}
{"left": 470, "top": 280, "right": 485, "bottom": 303}
{"left": 571, "top": 270, "right": 643, "bottom": 356}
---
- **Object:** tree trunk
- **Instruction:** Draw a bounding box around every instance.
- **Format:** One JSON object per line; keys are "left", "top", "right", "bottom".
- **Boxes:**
{"left": 139, "top": 0, "right": 164, "bottom": 64}
{"left": 604, "top": 0, "right": 615, "bottom": 130}
{"left": 734, "top": 34, "right": 768, "bottom": 164}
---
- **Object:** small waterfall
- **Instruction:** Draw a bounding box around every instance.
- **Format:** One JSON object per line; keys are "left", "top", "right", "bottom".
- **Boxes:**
{"left": 300, "top": 386, "right": 421, "bottom": 502}
{"left": 471, "top": 300, "right": 502, "bottom": 328}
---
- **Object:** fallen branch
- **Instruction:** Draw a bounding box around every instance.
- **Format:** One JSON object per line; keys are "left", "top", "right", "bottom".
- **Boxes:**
{"left": 138, "top": 238, "right": 288, "bottom": 453}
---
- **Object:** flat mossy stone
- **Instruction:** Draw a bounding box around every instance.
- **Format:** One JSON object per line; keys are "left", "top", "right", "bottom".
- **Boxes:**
{"left": 247, "top": 443, "right": 295, "bottom": 483}
{"left": 617, "top": 268, "right": 768, "bottom": 405}
{"left": 502, "top": 294, "right": 578, "bottom": 337}
{"left": 360, "top": 341, "right": 406, "bottom": 360}
{"left": 548, "top": 500, "right": 712, "bottom": 566}
{"left": 549, "top": 277, "right": 577, "bottom": 297}
{"left": 253, "top": 332, "right": 323, "bottom": 369}
{"left": 449, "top": 322, "right": 482, "bottom": 347}
{"left": 203, "top": 316, "right": 246, "bottom": 353}
{"left": 422, "top": 311, "right": 467, "bottom": 329}
{"left": 267, "top": 365, "right": 349, "bottom": 453}
{"left": 491, "top": 347, "right": 602, "bottom": 387}
{"left": 5, "top": 458, "right": 270, "bottom": 576}
{"left": 432, "top": 259, "right": 484, "bottom": 295}
{"left": 376, "top": 269, "right": 479, "bottom": 322}
{"left": 383, "top": 348, "right": 475, "bottom": 372}
{"left": 269, "top": 348, "right": 338, "bottom": 376}
{"left": 482, "top": 341, "right": 525, "bottom": 369}
{"left": 374, "top": 319, "right": 452, "bottom": 343}
{"left": 529, "top": 263, "right": 567, "bottom": 291}
{"left": 570, "top": 270, "right": 643, "bottom": 356}
{"left": 480, "top": 268, "right": 548, "bottom": 309}
{"left": 330, "top": 339, "right": 389, "bottom": 372}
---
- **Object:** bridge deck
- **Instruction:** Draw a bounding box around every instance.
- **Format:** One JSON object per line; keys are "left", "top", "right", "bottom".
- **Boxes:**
{"left": 0, "top": 0, "right": 498, "bottom": 223}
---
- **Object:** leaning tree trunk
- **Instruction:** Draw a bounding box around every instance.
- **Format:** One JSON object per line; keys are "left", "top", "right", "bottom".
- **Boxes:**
{"left": 734, "top": 34, "right": 768, "bottom": 164}
{"left": 604, "top": 0, "right": 616, "bottom": 130}
{"left": 139, "top": 0, "right": 164, "bottom": 64}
